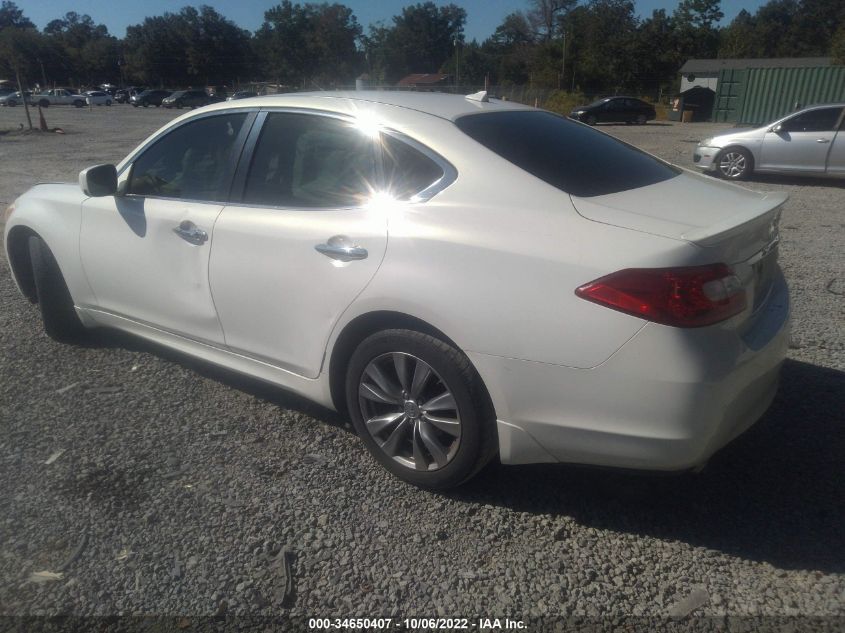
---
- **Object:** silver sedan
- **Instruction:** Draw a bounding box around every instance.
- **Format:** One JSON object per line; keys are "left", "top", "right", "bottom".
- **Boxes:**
{"left": 694, "top": 103, "right": 845, "bottom": 180}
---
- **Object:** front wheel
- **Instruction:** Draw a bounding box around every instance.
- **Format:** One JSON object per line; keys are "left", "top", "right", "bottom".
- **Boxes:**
{"left": 39, "top": 100, "right": 49, "bottom": 108}
{"left": 586, "top": 114, "right": 597, "bottom": 126}
{"left": 637, "top": 114, "right": 647, "bottom": 125}
{"left": 28, "top": 236, "right": 88, "bottom": 343}
{"left": 345, "top": 329, "right": 497, "bottom": 489}
{"left": 717, "top": 147, "right": 753, "bottom": 180}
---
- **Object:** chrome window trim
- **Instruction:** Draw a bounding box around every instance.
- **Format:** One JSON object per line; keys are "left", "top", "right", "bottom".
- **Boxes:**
{"left": 117, "top": 107, "right": 261, "bottom": 178}
{"left": 118, "top": 105, "right": 458, "bottom": 211}
{"left": 380, "top": 130, "right": 457, "bottom": 203}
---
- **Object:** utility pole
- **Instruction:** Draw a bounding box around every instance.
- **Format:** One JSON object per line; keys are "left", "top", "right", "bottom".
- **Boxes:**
{"left": 559, "top": 32, "right": 566, "bottom": 91}
{"left": 454, "top": 38, "right": 460, "bottom": 91}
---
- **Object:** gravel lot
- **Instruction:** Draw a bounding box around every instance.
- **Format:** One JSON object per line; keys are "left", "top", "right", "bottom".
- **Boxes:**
{"left": 0, "top": 104, "right": 843, "bottom": 629}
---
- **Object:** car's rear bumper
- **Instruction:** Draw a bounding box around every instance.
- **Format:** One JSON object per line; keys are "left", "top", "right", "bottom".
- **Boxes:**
{"left": 470, "top": 270, "right": 790, "bottom": 471}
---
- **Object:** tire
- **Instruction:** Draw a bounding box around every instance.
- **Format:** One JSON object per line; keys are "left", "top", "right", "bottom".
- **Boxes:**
{"left": 39, "top": 99, "right": 49, "bottom": 108}
{"left": 345, "top": 329, "right": 497, "bottom": 489}
{"left": 28, "top": 236, "right": 87, "bottom": 343}
{"left": 106, "top": 100, "right": 111, "bottom": 106}
{"left": 716, "top": 147, "right": 753, "bottom": 180}
{"left": 586, "top": 114, "right": 597, "bottom": 126}
{"left": 637, "top": 114, "right": 647, "bottom": 125}
{"left": 7, "top": 100, "right": 16, "bottom": 107}
{"left": 143, "top": 103, "right": 149, "bottom": 108}
{"left": 73, "top": 100, "right": 84, "bottom": 108}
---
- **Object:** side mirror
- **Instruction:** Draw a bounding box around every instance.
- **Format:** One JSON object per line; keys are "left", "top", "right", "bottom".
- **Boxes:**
{"left": 79, "top": 164, "right": 117, "bottom": 197}
{"left": 770, "top": 123, "right": 783, "bottom": 133}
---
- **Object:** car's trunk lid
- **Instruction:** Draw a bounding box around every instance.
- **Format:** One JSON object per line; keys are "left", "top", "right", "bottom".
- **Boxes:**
{"left": 570, "top": 171, "right": 786, "bottom": 263}
{"left": 571, "top": 171, "right": 787, "bottom": 318}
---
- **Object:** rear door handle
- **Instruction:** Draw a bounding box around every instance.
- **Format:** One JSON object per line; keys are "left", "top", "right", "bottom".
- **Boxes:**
{"left": 173, "top": 220, "right": 208, "bottom": 245}
{"left": 315, "top": 235, "right": 368, "bottom": 261}
{"left": 816, "top": 138, "right": 831, "bottom": 143}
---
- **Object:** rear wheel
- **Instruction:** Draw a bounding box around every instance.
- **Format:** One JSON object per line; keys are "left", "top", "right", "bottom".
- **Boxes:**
{"left": 73, "top": 100, "right": 84, "bottom": 108}
{"left": 28, "top": 236, "right": 87, "bottom": 342}
{"left": 345, "top": 329, "right": 496, "bottom": 489}
{"left": 637, "top": 114, "right": 647, "bottom": 125}
{"left": 717, "top": 147, "right": 753, "bottom": 180}
{"left": 39, "top": 99, "right": 49, "bottom": 108}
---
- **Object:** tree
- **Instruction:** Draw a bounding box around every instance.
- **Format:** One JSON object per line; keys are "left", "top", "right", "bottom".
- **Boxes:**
{"left": 0, "top": 27, "right": 46, "bottom": 128}
{"left": 718, "top": 9, "right": 758, "bottom": 58}
{"left": 254, "top": 1, "right": 362, "bottom": 88}
{"left": 124, "top": 5, "right": 254, "bottom": 87}
{"left": 43, "top": 12, "right": 118, "bottom": 85}
{"left": 364, "top": 2, "right": 466, "bottom": 83}
{"left": 673, "top": 0, "right": 723, "bottom": 60}
{"left": 527, "top": 0, "right": 576, "bottom": 41}
{"left": 0, "top": 1, "right": 33, "bottom": 30}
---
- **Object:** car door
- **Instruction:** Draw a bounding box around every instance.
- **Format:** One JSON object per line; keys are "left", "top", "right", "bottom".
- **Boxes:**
{"left": 209, "top": 110, "right": 389, "bottom": 378}
{"left": 79, "top": 110, "right": 255, "bottom": 345}
{"left": 759, "top": 106, "right": 843, "bottom": 173}
{"left": 825, "top": 118, "right": 845, "bottom": 176}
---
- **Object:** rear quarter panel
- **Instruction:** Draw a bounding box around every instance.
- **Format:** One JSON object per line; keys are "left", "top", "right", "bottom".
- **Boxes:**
{"left": 330, "top": 111, "right": 701, "bottom": 369}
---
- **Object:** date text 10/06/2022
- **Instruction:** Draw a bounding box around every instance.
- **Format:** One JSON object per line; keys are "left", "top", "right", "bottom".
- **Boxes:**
{"left": 308, "top": 617, "right": 527, "bottom": 630}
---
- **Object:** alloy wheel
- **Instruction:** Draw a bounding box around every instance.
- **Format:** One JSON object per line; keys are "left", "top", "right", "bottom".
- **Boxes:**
{"left": 358, "top": 352, "right": 461, "bottom": 472}
{"left": 719, "top": 151, "right": 747, "bottom": 178}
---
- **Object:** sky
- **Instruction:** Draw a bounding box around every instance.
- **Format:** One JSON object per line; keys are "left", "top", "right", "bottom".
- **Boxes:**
{"left": 22, "top": 0, "right": 769, "bottom": 42}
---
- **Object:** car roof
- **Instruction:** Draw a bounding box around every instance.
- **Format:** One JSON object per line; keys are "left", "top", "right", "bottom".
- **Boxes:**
{"left": 204, "top": 91, "right": 534, "bottom": 122}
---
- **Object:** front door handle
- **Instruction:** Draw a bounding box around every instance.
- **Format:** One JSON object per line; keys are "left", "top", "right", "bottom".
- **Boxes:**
{"left": 315, "top": 235, "right": 368, "bottom": 262}
{"left": 173, "top": 220, "right": 208, "bottom": 245}
{"left": 816, "top": 138, "right": 831, "bottom": 143}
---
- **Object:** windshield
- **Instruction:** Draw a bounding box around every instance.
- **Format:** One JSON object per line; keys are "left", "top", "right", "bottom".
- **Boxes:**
{"left": 587, "top": 98, "right": 609, "bottom": 108}
{"left": 455, "top": 110, "right": 680, "bottom": 197}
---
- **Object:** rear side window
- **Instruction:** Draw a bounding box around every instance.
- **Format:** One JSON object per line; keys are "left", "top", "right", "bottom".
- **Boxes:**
{"left": 454, "top": 110, "right": 679, "bottom": 197}
{"left": 381, "top": 134, "right": 444, "bottom": 200}
{"left": 243, "top": 113, "right": 377, "bottom": 208}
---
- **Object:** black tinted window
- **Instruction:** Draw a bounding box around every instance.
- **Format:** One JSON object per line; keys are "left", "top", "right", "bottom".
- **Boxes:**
{"left": 455, "top": 110, "right": 679, "bottom": 197}
{"left": 243, "top": 113, "right": 377, "bottom": 207}
{"left": 381, "top": 134, "right": 445, "bottom": 200}
{"left": 128, "top": 113, "right": 247, "bottom": 200}
{"left": 781, "top": 107, "right": 842, "bottom": 132}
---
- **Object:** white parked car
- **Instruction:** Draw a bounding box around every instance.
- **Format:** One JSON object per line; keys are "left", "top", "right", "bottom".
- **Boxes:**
{"left": 695, "top": 103, "right": 845, "bottom": 180}
{"left": 4, "top": 92, "right": 790, "bottom": 488}
{"left": 84, "top": 90, "right": 113, "bottom": 106}
{"left": 35, "top": 88, "right": 86, "bottom": 108}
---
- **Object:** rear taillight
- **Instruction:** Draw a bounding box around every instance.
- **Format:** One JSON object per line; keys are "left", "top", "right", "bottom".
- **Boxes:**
{"left": 575, "top": 264, "right": 747, "bottom": 328}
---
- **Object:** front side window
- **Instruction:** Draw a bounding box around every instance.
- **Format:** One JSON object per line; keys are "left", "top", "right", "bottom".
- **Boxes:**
{"left": 381, "top": 134, "right": 445, "bottom": 200}
{"left": 455, "top": 110, "right": 680, "bottom": 197}
{"left": 781, "top": 108, "right": 842, "bottom": 133}
{"left": 242, "top": 113, "right": 377, "bottom": 208}
{"left": 128, "top": 113, "right": 248, "bottom": 201}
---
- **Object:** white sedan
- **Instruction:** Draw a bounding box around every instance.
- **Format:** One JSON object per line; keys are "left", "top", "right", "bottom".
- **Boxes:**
{"left": 84, "top": 90, "right": 113, "bottom": 106}
{"left": 4, "top": 92, "right": 790, "bottom": 488}
{"left": 695, "top": 103, "right": 845, "bottom": 180}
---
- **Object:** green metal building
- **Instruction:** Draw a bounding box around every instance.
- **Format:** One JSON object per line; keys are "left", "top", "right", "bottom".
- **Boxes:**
{"left": 679, "top": 58, "right": 845, "bottom": 125}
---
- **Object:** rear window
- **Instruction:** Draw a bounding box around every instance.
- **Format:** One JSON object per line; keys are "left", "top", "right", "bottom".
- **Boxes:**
{"left": 454, "top": 110, "right": 679, "bottom": 197}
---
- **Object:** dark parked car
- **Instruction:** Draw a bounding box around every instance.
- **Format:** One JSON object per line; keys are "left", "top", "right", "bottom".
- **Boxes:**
{"left": 131, "top": 89, "right": 171, "bottom": 107}
{"left": 569, "top": 96, "right": 656, "bottom": 125}
{"left": 161, "top": 89, "right": 213, "bottom": 109}
{"left": 226, "top": 90, "right": 259, "bottom": 101}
